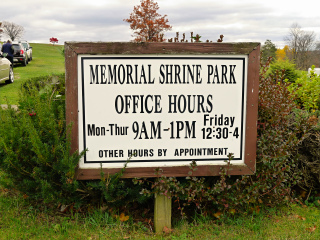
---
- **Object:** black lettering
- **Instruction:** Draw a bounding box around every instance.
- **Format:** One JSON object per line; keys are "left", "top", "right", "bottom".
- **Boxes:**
{"left": 159, "top": 64, "right": 165, "bottom": 84}
{"left": 207, "top": 65, "right": 213, "bottom": 83}
{"left": 175, "top": 65, "right": 181, "bottom": 83}
{"left": 196, "top": 65, "right": 202, "bottom": 83}
{"left": 197, "top": 95, "right": 205, "bottom": 113}
{"left": 118, "top": 64, "right": 125, "bottom": 84}
{"left": 145, "top": 95, "right": 153, "bottom": 114}
{"left": 166, "top": 65, "right": 173, "bottom": 83}
{"left": 221, "top": 65, "right": 227, "bottom": 83}
{"left": 108, "top": 65, "right": 117, "bottom": 84}
{"left": 229, "top": 65, "right": 236, "bottom": 83}
{"left": 168, "top": 95, "right": 177, "bottom": 113}
{"left": 126, "top": 65, "right": 134, "bottom": 84}
{"left": 100, "top": 65, "right": 107, "bottom": 84}
{"left": 140, "top": 65, "right": 146, "bottom": 84}
{"left": 187, "top": 95, "right": 195, "bottom": 113}
{"left": 115, "top": 95, "right": 124, "bottom": 114}
{"left": 206, "top": 95, "right": 213, "bottom": 113}
{"left": 178, "top": 95, "right": 186, "bottom": 113}
{"left": 90, "top": 65, "right": 99, "bottom": 84}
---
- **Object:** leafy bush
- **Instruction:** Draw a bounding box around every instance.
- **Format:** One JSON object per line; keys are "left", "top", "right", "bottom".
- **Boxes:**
{"left": 265, "top": 59, "right": 300, "bottom": 83}
{"left": 287, "top": 65, "right": 320, "bottom": 111}
{"left": 294, "top": 111, "right": 320, "bottom": 191}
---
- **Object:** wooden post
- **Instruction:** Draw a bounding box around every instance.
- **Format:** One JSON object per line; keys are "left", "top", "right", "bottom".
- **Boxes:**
{"left": 154, "top": 193, "right": 171, "bottom": 233}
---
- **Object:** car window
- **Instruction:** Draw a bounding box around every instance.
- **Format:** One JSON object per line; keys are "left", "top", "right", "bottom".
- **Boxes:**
{"left": 13, "top": 45, "right": 21, "bottom": 51}
{"left": 22, "top": 43, "right": 28, "bottom": 48}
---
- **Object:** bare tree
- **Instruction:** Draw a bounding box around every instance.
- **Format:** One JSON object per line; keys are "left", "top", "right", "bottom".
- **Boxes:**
{"left": 2, "top": 21, "right": 24, "bottom": 42}
{"left": 0, "top": 22, "right": 3, "bottom": 41}
{"left": 285, "top": 23, "right": 316, "bottom": 70}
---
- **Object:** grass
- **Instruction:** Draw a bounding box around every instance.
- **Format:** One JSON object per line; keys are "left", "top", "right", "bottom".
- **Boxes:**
{"left": 0, "top": 43, "right": 65, "bottom": 105}
{"left": 1, "top": 188, "right": 320, "bottom": 239}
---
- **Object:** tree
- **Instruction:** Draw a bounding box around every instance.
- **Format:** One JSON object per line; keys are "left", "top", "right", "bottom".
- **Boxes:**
{"left": 124, "top": 0, "right": 172, "bottom": 42}
{"left": 261, "top": 39, "right": 277, "bottom": 63}
{"left": 0, "top": 22, "right": 3, "bottom": 41}
{"left": 276, "top": 45, "right": 290, "bottom": 61}
{"left": 1, "top": 21, "right": 24, "bottom": 41}
{"left": 50, "top": 37, "right": 59, "bottom": 45}
{"left": 284, "top": 23, "right": 316, "bottom": 70}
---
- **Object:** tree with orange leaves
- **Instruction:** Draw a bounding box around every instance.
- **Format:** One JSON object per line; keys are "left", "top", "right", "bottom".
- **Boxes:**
{"left": 124, "top": 0, "right": 172, "bottom": 42}
{"left": 276, "top": 45, "right": 290, "bottom": 61}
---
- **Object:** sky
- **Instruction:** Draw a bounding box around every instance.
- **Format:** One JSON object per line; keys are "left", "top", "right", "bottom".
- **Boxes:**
{"left": 1, "top": 0, "right": 320, "bottom": 48}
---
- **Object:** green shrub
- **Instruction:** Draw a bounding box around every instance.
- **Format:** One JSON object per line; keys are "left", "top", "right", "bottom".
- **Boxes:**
{"left": 294, "top": 109, "right": 320, "bottom": 191}
{"left": 287, "top": 65, "right": 320, "bottom": 111}
{"left": 0, "top": 74, "right": 84, "bottom": 204}
{"left": 265, "top": 59, "right": 299, "bottom": 83}
{"left": 0, "top": 74, "right": 150, "bottom": 209}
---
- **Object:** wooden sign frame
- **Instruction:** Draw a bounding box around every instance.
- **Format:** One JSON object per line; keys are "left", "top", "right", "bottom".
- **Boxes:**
{"left": 65, "top": 42, "right": 260, "bottom": 180}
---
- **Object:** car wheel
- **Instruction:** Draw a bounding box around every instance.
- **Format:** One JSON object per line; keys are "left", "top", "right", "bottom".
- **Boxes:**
{"left": 5, "top": 67, "right": 14, "bottom": 84}
{"left": 23, "top": 58, "right": 27, "bottom": 66}
{"left": 30, "top": 54, "right": 32, "bottom": 61}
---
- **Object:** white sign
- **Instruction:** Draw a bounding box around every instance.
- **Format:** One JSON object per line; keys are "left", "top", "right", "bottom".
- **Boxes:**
{"left": 78, "top": 55, "right": 248, "bottom": 169}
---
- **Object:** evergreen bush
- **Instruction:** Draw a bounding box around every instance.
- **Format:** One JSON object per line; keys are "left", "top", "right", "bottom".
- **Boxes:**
{"left": 0, "top": 74, "right": 149, "bottom": 209}
{"left": 265, "top": 59, "right": 299, "bottom": 83}
{"left": 0, "top": 74, "right": 84, "bottom": 205}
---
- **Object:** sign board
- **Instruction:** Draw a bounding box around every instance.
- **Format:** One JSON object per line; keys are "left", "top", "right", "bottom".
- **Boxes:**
{"left": 65, "top": 42, "right": 260, "bottom": 179}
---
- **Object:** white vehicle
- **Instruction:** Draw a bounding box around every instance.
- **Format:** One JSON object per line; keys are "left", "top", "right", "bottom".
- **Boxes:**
{"left": 0, "top": 46, "right": 14, "bottom": 84}
{"left": 19, "top": 40, "right": 33, "bottom": 62}
{"left": 308, "top": 68, "right": 320, "bottom": 75}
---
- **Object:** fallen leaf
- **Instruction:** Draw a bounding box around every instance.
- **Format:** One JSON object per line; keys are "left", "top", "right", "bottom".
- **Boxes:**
{"left": 229, "top": 209, "right": 236, "bottom": 214}
{"left": 306, "top": 225, "right": 317, "bottom": 232}
{"left": 163, "top": 226, "right": 173, "bottom": 234}
{"left": 119, "top": 213, "right": 129, "bottom": 222}
{"left": 213, "top": 211, "right": 222, "bottom": 219}
{"left": 255, "top": 206, "right": 260, "bottom": 214}
{"left": 300, "top": 191, "right": 307, "bottom": 198}
{"left": 60, "top": 205, "right": 69, "bottom": 213}
{"left": 258, "top": 198, "right": 263, "bottom": 204}
{"left": 100, "top": 205, "right": 108, "bottom": 212}
{"left": 251, "top": 206, "right": 260, "bottom": 214}
{"left": 293, "top": 215, "right": 306, "bottom": 221}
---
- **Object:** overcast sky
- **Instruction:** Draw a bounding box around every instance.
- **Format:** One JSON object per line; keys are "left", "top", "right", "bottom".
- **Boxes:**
{"left": 1, "top": 0, "right": 319, "bottom": 48}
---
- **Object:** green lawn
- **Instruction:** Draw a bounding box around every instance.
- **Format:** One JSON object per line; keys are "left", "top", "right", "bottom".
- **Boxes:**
{"left": 0, "top": 43, "right": 65, "bottom": 105}
{"left": 1, "top": 189, "right": 320, "bottom": 239}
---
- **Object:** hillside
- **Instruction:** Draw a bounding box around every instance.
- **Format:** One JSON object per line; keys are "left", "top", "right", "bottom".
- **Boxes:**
{"left": 0, "top": 43, "right": 65, "bottom": 105}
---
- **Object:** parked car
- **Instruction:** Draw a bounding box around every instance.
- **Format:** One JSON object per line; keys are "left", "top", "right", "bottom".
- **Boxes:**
{"left": 12, "top": 42, "right": 28, "bottom": 66}
{"left": 0, "top": 47, "right": 14, "bottom": 84}
{"left": 19, "top": 40, "right": 32, "bottom": 61}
